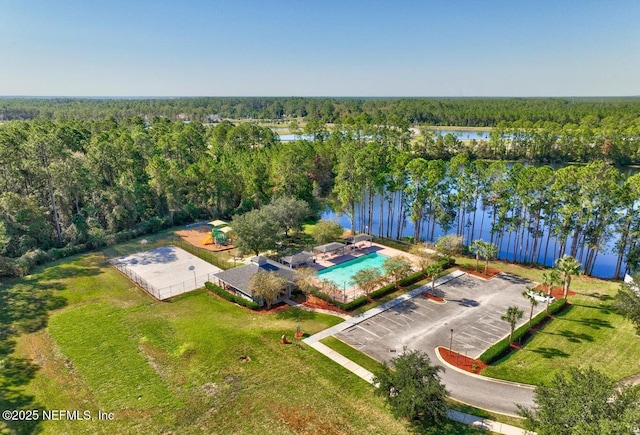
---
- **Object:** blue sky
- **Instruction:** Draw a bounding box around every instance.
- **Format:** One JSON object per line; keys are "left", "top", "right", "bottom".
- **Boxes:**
{"left": 1, "top": 0, "right": 639, "bottom": 96}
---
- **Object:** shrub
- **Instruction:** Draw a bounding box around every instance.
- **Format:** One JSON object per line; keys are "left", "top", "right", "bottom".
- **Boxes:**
{"left": 369, "top": 282, "right": 397, "bottom": 299}
{"left": 204, "top": 282, "right": 260, "bottom": 310}
{"left": 307, "top": 257, "right": 454, "bottom": 313}
{"left": 479, "top": 298, "right": 567, "bottom": 364}
{"left": 0, "top": 255, "right": 17, "bottom": 277}
{"left": 371, "top": 237, "right": 413, "bottom": 252}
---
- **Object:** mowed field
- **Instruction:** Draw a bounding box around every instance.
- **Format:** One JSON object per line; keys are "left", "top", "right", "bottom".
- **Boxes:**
{"left": 456, "top": 258, "right": 640, "bottom": 385}
{"left": 0, "top": 252, "right": 487, "bottom": 434}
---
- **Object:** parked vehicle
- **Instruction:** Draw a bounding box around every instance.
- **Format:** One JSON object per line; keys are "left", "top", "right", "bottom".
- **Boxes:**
{"left": 526, "top": 290, "right": 555, "bottom": 303}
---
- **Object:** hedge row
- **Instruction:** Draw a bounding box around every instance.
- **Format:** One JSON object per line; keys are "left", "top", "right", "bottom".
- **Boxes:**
{"left": 205, "top": 282, "right": 260, "bottom": 310}
{"left": 479, "top": 298, "right": 568, "bottom": 364}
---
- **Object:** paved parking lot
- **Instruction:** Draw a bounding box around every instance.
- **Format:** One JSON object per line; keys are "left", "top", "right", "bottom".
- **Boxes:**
{"left": 336, "top": 273, "right": 542, "bottom": 362}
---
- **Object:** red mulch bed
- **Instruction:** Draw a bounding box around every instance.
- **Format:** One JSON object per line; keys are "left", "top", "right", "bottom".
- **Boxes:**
{"left": 438, "top": 347, "right": 488, "bottom": 374}
{"left": 458, "top": 265, "right": 502, "bottom": 279}
{"left": 421, "top": 292, "right": 445, "bottom": 303}
{"left": 258, "top": 303, "right": 290, "bottom": 314}
{"left": 302, "top": 295, "right": 349, "bottom": 315}
{"left": 534, "top": 284, "right": 575, "bottom": 298}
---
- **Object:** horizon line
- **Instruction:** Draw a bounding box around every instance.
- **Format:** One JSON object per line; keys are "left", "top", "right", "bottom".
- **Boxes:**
{"left": 1, "top": 95, "right": 640, "bottom": 100}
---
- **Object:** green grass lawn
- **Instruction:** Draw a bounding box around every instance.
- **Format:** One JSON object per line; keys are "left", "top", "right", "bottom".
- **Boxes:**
{"left": 2, "top": 253, "right": 418, "bottom": 434}
{"left": 5, "top": 236, "right": 635, "bottom": 433}
{"left": 320, "top": 336, "right": 384, "bottom": 374}
{"left": 464, "top": 257, "right": 640, "bottom": 385}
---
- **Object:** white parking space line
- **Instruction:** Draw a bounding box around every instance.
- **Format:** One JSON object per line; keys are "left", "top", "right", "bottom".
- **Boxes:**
{"left": 412, "top": 301, "right": 436, "bottom": 311}
{"left": 400, "top": 313, "right": 417, "bottom": 322}
{"left": 379, "top": 315, "right": 404, "bottom": 327}
{"left": 355, "top": 325, "right": 382, "bottom": 338}
{"left": 368, "top": 319, "right": 394, "bottom": 333}
{"left": 402, "top": 307, "right": 427, "bottom": 317}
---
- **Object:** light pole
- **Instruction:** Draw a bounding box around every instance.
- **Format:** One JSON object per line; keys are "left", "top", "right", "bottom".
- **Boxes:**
{"left": 189, "top": 265, "right": 196, "bottom": 287}
{"left": 449, "top": 328, "right": 453, "bottom": 353}
{"left": 343, "top": 281, "right": 347, "bottom": 303}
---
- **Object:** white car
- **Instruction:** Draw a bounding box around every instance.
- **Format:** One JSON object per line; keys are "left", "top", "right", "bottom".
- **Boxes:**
{"left": 526, "top": 290, "right": 555, "bottom": 303}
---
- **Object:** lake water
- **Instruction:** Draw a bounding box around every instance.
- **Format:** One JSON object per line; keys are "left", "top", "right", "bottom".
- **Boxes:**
{"left": 278, "top": 130, "right": 489, "bottom": 142}
{"left": 322, "top": 193, "right": 624, "bottom": 279}
{"left": 278, "top": 133, "right": 314, "bottom": 142}
{"left": 430, "top": 129, "right": 489, "bottom": 141}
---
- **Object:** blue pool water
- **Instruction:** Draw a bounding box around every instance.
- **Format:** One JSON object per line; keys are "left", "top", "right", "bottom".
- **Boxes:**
{"left": 318, "top": 253, "right": 388, "bottom": 287}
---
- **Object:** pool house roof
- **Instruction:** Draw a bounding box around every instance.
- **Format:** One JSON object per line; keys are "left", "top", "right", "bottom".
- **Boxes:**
{"left": 281, "top": 251, "right": 314, "bottom": 268}
{"left": 344, "top": 234, "right": 372, "bottom": 245}
{"left": 313, "top": 242, "right": 345, "bottom": 254}
{"left": 213, "top": 256, "right": 297, "bottom": 298}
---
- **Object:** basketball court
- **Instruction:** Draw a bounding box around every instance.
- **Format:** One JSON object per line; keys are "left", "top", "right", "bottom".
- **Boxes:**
{"left": 109, "top": 245, "right": 222, "bottom": 300}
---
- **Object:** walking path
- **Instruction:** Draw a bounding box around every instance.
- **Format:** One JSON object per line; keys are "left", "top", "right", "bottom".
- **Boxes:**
{"left": 302, "top": 271, "right": 534, "bottom": 435}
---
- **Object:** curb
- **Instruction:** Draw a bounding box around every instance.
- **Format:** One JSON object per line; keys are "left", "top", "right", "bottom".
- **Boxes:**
{"left": 435, "top": 346, "right": 535, "bottom": 391}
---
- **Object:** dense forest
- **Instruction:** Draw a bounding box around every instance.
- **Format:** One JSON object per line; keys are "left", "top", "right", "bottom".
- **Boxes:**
{"left": 3, "top": 96, "right": 640, "bottom": 127}
{"left": 1, "top": 111, "right": 639, "bottom": 279}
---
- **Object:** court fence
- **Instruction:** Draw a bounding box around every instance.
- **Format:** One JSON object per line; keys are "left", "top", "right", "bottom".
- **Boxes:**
{"left": 108, "top": 258, "right": 220, "bottom": 301}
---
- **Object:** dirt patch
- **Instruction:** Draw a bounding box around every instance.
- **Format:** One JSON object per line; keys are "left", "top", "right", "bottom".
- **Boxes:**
{"left": 302, "top": 295, "right": 349, "bottom": 315}
{"left": 421, "top": 292, "right": 445, "bottom": 303}
{"left": 175, "top": 228, "right": 235, "bottom": 252}
{"left": 458, "top": 265, "right": 502, "bottom": 279}
{"left": 437, "top": 346, "right": 488, "bottom": 374}
{"left": 274, "top": 404, "right": 342, "bottom": 435}
{"left": 534, "top": 284, "right": 576, "bottom": 298}
{"left": 258, "top": 303, "right": 290, "bottom": 314}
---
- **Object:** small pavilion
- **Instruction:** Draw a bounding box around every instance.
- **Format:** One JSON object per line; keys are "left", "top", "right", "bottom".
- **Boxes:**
{"left": 281, "top": 251, "right": 315, "bottom": 268}
{"left": 313, "top": 242, "right": 346, "bottom": 258}
{"left": 344, "top": 234, "right": 373, "bottom": 248}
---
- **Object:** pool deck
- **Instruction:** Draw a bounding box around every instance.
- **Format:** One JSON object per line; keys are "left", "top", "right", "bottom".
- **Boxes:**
{"left": 313, "top": 242, "right": 418, "bottom": 269}
{"left": 310, "top": 242, "right": 422, "bottom": 302}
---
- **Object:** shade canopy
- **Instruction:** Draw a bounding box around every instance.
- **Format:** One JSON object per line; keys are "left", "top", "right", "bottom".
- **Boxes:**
{"left": 281, "top": 251, "right": 314, "bottom": 267}
{"left": 208, "top": 219, "right": 228, "bottom": 227}
{"left": 313, "top": 242, "right": 345, "bottom": 254}
{"left": 344, "top": 234, "right": 372, "bottom": 245}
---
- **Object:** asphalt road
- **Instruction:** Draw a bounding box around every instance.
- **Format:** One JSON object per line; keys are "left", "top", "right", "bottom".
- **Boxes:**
{"left": 335, "top": 273, "right": 543, "bottom": 415}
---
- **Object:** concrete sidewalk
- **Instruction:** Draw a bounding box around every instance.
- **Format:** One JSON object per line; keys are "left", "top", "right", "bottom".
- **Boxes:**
{"left": 302, "top": 270, "right": 534, "bottom": 435}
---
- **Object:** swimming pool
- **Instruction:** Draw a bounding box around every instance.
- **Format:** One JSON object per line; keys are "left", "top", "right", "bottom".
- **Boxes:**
{"left": 317, "top": 252, "right": 388, "bottom": 287}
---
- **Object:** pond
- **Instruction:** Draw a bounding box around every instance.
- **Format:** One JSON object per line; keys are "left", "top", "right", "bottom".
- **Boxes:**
{"left": 277, "top": 129, "right": 490, "bottom": 142}
{"left": 322, "top": 192, "right": 627, "bottom": 279}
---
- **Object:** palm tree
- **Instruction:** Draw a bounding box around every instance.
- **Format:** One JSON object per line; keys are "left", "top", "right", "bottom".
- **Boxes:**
{"left": 541, "top": 269, "right": 561, "bottom": 312}
{"left": 425, "top": 262, "right": 444, "bottom": 294}
{"left": 555, "top": 255, "right": 581, "bottom": 299}
{"left": 522, "top": 287, "right": 539, "bottom": 326}
{"left": 470, "top": 239, "right": 499, "bottom": 275}
{"left": 501, "top": 305, "right": 524, "bottom": 343}
{"left": 470, "top": 239, "right": 483, "bottom": 272}
{"left": 482, "top": 242, "right": 498, "bottom": 275}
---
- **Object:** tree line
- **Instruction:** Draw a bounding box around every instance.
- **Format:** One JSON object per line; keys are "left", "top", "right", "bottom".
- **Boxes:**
{"left": 3, "top": 96, "right": 640, "bottom": 128}
{"left": 335, "top": 144, "right": 640, "bottom": 278}
{"left": 1, "top": 116, "right": 638, "bottom": 278}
